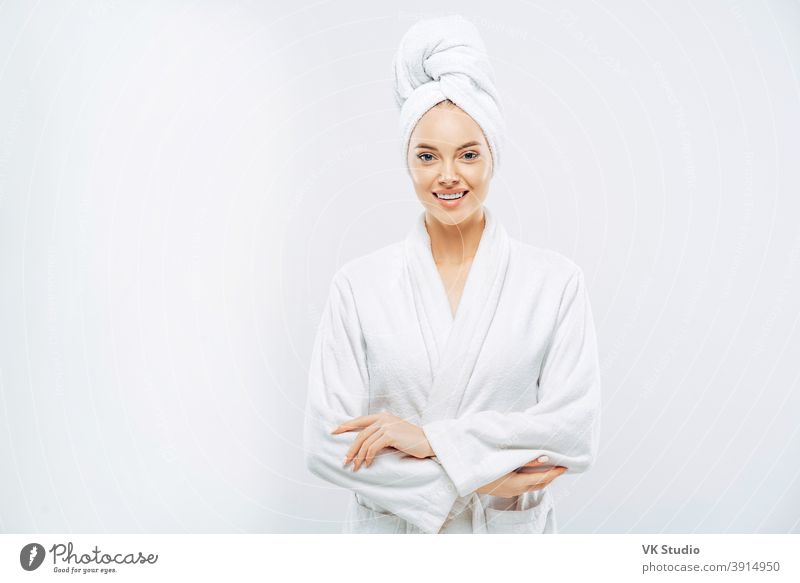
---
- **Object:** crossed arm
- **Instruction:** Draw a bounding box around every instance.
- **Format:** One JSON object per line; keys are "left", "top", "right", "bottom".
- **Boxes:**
{"left": 331, "top": 411, "right": 566, "bottom": 497}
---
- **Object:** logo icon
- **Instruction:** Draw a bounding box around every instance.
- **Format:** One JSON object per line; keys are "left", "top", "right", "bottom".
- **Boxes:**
{"left": 20, "top": 543, "right": 46, "bottom": 571}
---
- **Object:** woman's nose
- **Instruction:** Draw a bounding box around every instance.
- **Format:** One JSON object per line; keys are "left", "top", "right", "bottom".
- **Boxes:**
{"left": 439, "top": 169, "right": 459, "bottom": 184}
{"left": 438, "top": 158, "right": 459, "bottom": 183}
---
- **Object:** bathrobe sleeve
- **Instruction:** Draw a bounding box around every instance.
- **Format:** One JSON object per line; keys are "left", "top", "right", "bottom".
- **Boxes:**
{"left": 303, "top": 268, "right": 460, "bottom": 534}
{"left": 421, "top": 266, "right": 601, "bottom": 498}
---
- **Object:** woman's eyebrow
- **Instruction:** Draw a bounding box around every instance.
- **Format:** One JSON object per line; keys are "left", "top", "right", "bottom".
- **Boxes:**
{"left": 414, "top": 141, "right": 481, "bottom": 150}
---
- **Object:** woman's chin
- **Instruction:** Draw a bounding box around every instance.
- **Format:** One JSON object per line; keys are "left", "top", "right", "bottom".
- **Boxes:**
{"left": 426, "top": 203, "right": 483, "bottom": 226}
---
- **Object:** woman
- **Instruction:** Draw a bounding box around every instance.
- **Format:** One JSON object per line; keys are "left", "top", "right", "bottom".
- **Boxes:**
{"left": 303, "top": 15, "right": 601, "bottom": 534}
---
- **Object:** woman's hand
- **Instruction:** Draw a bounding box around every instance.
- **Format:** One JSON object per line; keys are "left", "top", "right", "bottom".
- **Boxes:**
{"left": 476, "top": 457, "right": 567, "bottom": 498}
{"left": 331, "top": 412, "right": 433, "bottom": 471}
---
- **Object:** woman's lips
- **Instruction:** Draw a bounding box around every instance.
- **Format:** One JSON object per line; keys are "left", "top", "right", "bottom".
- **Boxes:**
{"left": 431, "top": 190, "right": 469, "bottom": 208}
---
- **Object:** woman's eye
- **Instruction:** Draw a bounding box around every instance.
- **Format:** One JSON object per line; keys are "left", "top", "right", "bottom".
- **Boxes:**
{"left": 418, "top": 153, "right": 434, "bottom": 162}
{"left": 463, "top": 151, "right": 479, "bottom": 160}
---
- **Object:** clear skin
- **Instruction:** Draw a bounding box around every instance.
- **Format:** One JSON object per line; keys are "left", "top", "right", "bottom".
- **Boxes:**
{"left": 331, "top": 101, "right": 567, "bottom": 498}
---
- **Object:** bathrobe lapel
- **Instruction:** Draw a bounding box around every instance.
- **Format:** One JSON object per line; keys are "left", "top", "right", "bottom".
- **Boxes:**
{"left": 403, "top": 205, "right": 511, "bottom": 425}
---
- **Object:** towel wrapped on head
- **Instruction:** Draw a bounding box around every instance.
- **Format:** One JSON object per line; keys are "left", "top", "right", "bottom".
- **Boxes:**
{"left": 393, "top": 15, "right": 506, "bottom": 175}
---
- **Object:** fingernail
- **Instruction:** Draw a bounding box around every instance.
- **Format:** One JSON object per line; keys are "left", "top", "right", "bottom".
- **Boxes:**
{"left": 538, "top": 455, "right": 550, "bottom": 463}
{"left": 343, "top": 457, "right": 349, "bottom": 466}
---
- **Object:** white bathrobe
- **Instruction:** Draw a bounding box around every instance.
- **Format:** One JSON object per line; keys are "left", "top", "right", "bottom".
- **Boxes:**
{"left": 303, "top": 205, "right": 601, "bottom": 534}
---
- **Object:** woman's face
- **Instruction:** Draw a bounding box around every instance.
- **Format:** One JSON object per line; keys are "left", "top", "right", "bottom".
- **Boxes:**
{"left": 407, "top": 101, "right": 493, "bottom": 226}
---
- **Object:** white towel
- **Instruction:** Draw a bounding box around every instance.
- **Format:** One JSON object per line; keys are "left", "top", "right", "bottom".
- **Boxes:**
{"left": 392, "top": 15, "right": 506, "bottom": 175}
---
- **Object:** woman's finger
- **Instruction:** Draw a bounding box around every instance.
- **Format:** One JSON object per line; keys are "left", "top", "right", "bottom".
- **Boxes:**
{"left": 344, "top": 423, "right": 380, "bottom": 466}
{"left": 364, "top": 434, "right": 392, "bottom": 468}
{"left": 525, "top": 466, "right": 566, "bottom": 489}
{"left": 331, "top": 414, "right": 383, "bottom": 434}
{"left": 353, "top": 430, "right": 385, "bottom": 471}
{"left": 526, "top": 466, "right": 563, "bottom": 485}
{"left": 522, "top": 455, "right": 551, "bottom": 467}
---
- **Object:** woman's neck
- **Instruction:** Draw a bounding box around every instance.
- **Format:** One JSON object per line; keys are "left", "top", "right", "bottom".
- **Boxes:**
{"left": 424, "top": 208, "right": 486, "bottom": 265}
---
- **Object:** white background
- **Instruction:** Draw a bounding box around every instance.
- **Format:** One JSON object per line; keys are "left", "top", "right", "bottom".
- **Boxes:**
{"left": 0, "top": 0, "right": 798, "bottom": 533}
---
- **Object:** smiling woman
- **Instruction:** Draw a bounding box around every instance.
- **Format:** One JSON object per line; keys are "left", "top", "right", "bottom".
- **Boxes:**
{"left": 303, "top": 14, "right": 601, "bottom": 535}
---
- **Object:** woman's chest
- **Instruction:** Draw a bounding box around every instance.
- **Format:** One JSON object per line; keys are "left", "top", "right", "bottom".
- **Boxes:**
{"left": 436, "top": 260, "right": 472, "bottom": 319}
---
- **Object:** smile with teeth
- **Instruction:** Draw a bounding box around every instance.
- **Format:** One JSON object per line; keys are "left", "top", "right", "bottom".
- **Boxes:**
{"left": 433, "top": 190, "right": 468, "bottom": 200}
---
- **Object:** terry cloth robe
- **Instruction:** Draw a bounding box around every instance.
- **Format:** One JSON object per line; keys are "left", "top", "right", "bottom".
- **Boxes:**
{"left": 303, "top": 205, "right": 601, "bottom": 534}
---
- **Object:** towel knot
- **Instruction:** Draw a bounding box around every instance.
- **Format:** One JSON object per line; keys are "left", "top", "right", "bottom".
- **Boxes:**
{"left": 392, "top": 15, "right": 506, "bottom": 175}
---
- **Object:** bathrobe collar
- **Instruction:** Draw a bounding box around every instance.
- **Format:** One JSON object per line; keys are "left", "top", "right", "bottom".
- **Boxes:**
{"left": 403, "top": 205, "right": 511, "bottom": 425}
